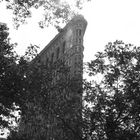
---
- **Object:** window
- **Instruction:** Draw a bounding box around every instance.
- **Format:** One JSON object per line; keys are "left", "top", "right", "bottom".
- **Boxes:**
{"left": 76, "top": 46, "right": 80, "bottom": 52}
{"left": 62, "top": 41, "right": 66, "bottom": 53}
{"left": 56, "top": 47, "right": 60, "bottom": 59}
{"left": 51, "top": 53, "right": 54, "bottom": 62}
{"left": 76, "top": 38, "right": 82, "bottom": 44}
{"left": 79, "top": 38, "right": 82, "bottom": 44}
{"left": 76, "top": 29, "right": 82, "bottom": 36}
{"left": 79, "top": 29, "right": 82, "bottom": 36}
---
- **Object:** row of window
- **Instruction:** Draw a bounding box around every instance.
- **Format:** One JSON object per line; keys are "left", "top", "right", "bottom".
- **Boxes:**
{"left": 42, "top": 28, "right": 82, "bottom": 64}
{"left": 49, "top": 29, "right": 82, "bottom": 63}
{"left": 65, "top": 54, "right": 82, "bottom": 67}
{"left": 50, "top": 40, "right": 81, "bottom": 63}
{"left": 40, "top": 45, "right": 82, "bottom": 66}
{"left": 50, "top": 41, "right": 66, "bottom": 62}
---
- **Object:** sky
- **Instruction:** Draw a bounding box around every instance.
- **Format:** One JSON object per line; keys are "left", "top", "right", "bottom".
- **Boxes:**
{"left": 1, "top": 0, "right": 140, "bottom": 62}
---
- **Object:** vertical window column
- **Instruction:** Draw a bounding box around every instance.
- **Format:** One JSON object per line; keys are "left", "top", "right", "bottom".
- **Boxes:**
{"left": 56, "top": 47, "right": 60, "bottom": 59}
{"left": 51, "top": 53, "right": 54, "bottom": 63}
{"left": 62, "top": 41, "right": 66, "bottom": 53}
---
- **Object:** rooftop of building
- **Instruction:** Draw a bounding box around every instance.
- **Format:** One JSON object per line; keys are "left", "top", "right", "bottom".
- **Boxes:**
{"left": 38, "top": 14, "right": 87, "bottom": 57}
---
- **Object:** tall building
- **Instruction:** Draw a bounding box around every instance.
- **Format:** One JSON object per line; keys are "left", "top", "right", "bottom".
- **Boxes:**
{"left": 18, "top": 15, "right": 87, "bottom": 140}
{"left": 38, "top": 15, "right": 87, "bottom": 140}
{"left": 37, "top": 14, "right": 87, "bottom": 78}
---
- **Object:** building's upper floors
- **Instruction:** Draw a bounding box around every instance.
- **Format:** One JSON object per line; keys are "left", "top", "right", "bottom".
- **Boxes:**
{"left": 31, "top": 15, "right": 87, "bottom": 80}
{"left": 36, "top": 15, "right": 87, "bottom": 65}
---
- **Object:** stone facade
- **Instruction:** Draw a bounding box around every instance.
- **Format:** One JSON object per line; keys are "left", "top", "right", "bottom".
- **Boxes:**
{"left": 39, "top": 15, "right": 87, "bottom": 140}
{"left": 37, "top": 15, "right": 87, "bottom": 140}
{"left": 37, "top": 15, "right": 87, "bottom": 78}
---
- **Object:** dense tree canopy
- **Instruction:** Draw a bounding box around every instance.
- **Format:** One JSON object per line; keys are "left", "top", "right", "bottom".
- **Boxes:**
{"left": 0, "top": 22, "right": 41, "bottom": 136}
{"left": 0, "top": 22, "right": 82, "bottom": 140}
{"left": 0, "top": 22, "right": 19, "bottom": 131}
{"left": 83, "top": 40, "right": 140, "bottom": 140}
{"left": 5, "top": 58, "right": 83, "bottom": 140}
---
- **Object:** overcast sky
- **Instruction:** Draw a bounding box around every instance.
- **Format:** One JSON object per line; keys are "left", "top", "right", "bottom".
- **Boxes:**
{"left": 1, "top": 0, "right": 140, "bottom": 62}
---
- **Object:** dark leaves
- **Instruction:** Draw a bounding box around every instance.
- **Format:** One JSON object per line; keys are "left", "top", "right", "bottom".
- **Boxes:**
{"left": 84, "top": 40, "right": 140, "bottom": 140}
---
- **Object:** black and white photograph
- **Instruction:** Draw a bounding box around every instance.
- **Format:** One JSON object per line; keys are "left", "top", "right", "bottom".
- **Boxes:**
{"left": 0, "top": 0, "right": 140, "bottom": 140}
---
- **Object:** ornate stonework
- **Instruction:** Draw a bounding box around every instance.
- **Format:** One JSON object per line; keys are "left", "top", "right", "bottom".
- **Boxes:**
{"left": 38, "top": 15, "right": 87, "bottom": 78}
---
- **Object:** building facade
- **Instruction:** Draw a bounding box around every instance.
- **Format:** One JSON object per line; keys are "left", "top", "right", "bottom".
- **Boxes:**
{"left": 18, "top": 15, "right": 87, "bottom": 140}
{"left": 38, "top": 15, "right": 87, "bottom": 78}
{"left": 36, "top": 15, "right": 87, "bottom": 140}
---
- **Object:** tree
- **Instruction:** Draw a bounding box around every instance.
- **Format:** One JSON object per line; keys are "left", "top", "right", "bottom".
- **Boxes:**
{"left": 14, "top": 60, "right": 83, "bottom": 140}
{"left": 0, "top": 22, "right": 83, "bottom": 139}
{"left": 83, "top": 40, "right": 140, "bottom": 140}
{"left": 0, "top": 22, "right": 40, "bottom": 136}
{"left": 3, "top": 48, "right": 83, "bottom": 140}
{"left": 2, "top": 0, "right": 90, "bottom": 29}
{"left": 0, "top": 22, "right": 20, "bottom": 132}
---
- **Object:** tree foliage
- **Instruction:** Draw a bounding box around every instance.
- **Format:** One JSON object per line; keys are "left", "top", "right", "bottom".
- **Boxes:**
{"left": 83, "top": 40, "right": 140, "bottom": 140}
{"left": 14, "top": 60, "right": 83, "bottom": 140}
{"left": 0, "top": 22, "right": 83, "bottom": 140}
{"left": 0, "top": 22, "right": 42, "bottom": 136}
{"left": 0, "top": 22, "right": 19, "bottom": 131}
{"left": 2, "top": 26, "right": 140, "bottom": 140}
{"left": 2, "top": 0, "right": 90, "bottom": 29}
